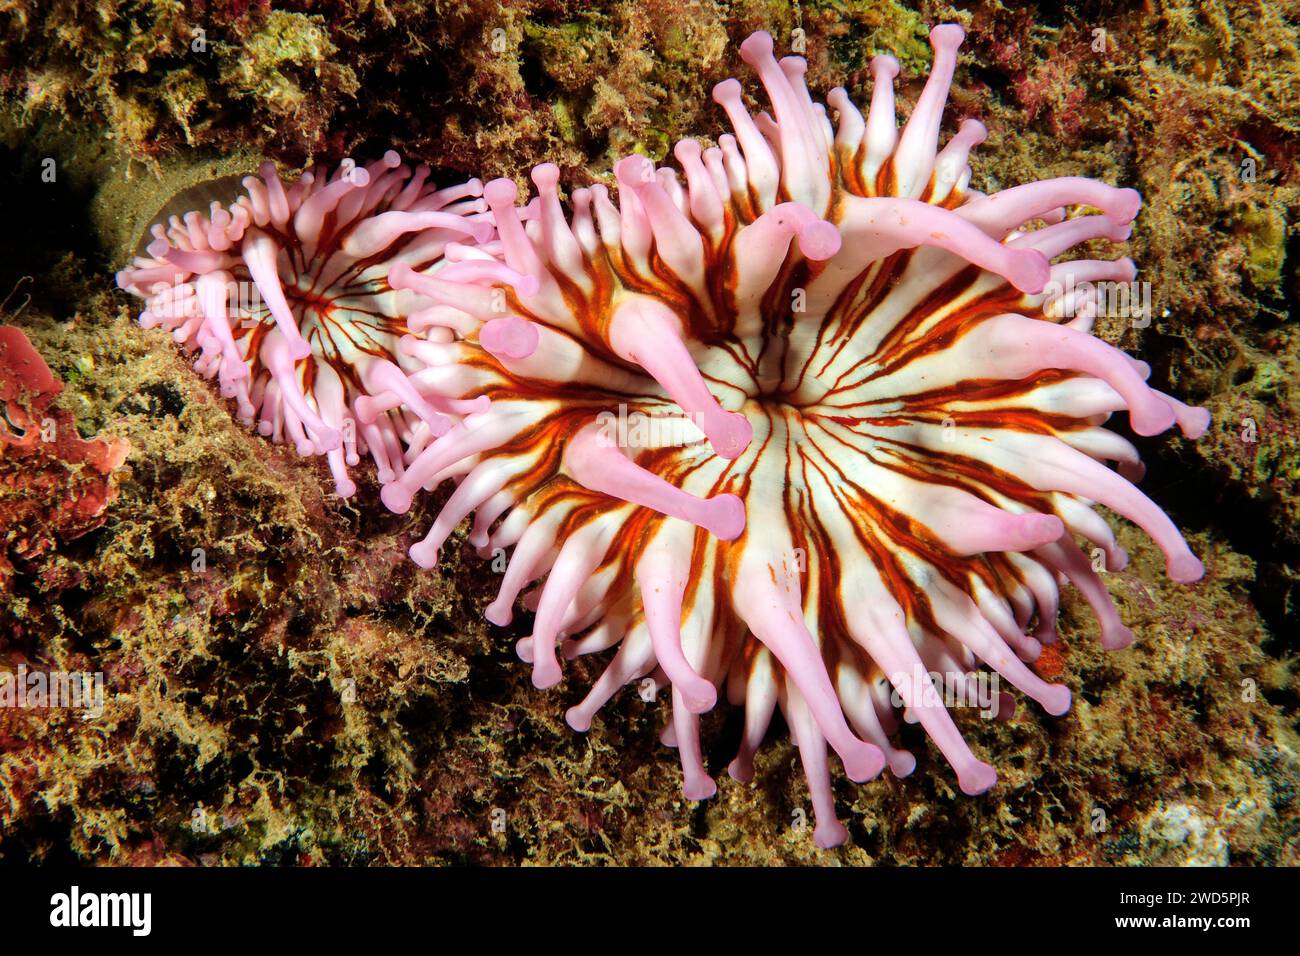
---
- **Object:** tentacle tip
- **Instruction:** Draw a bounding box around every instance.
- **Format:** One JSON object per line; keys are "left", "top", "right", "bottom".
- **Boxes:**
{"left": 930, "top": 23, "right": 965, "bottom": 51}
{"left": 484, "top": 603, "right": 512, "bottom": 627}
{"left": 1020, "top": 513, "right": 1066, "bottom": 549}
{"left": 1138, "top": 400, "right": 1180, "bottom": 437}
{"left": 531, "top": 658, "right": 562, "bottom": 690}
{"left": 1109, "top": 188, "right": 1143, "bottom": 224}
{"left": 727, "top": 759, "right": 754, "bottom": 784}
{"left": 379, "top": 481, "right": 414, "bottom": 515}
{"left": 387, "top": 260, "right": 413, "bottom": 289}
{"left": 481, "top": 315, "right": 540, "bottom": 361}
{"left": 614, "top": 154, "right": 654, "bottom": 188}
{"left": 710, "top": 412, "right": 754, "bottom": 460}
{"left": 409, "top": 541, "right": 439, "bottom": 570}
{"left": 314, "top": 428, "right": 342, "bottom": 453}
{"left": 1041, "top": 684, "right": 1073, "bottom": 717}
{"left": 333, "top": 478, "right": 357, "bottom": 499}
{"left": 798, "top": 219, "right": 843, "bottom": 261}
{"left": 962, "top": 117, "right": 989, "bottom": 144}
{"left": 682, "top": 777, "right": 718, "bottom": 801}
{"left": 673, "top": 138, "right": 703, "bottom": 162}
{"left": 565, "top": 707, "right": 592, "bottom": 733}
{"left": 813, "top": 822, "right": 849, "bottom": 850}
{"left": 427, "top": 413, "right": 453, "bottom": 438}
{"left": 1183, "top": 407, "right": 1212, "bottom": 439}
{"left": 870, "top": 54, "right": 900, "bottom": 79}
{"left": 958, "top": 761, "right": 998, "bottom": 796}
{"left": 889, "top": 752, "right": 917, "bottom": 778}
{"left": 483, "top": 178, "right": 518, "bottom": 208}
{"left": 993, "top": 692, "right": 1018, "bottom": 721}
{"left": 738, "top": 31, "right": 775, "bottom": 64}
{"left": 706, "top": 493, "right": 747, "bottom": 542}
{"left": 1168, "top": 553, "right": 1205, "bottom": 584}
{"left": 681, "top": 684, "right": 718, "bottom": 715}
{"left": 1017, "top": 637, "right": 1043, "bottom": 663}
{"left": 1101, "top": 625, "right": 1135, "bottom": 651}
{"left": 1008, "top": 249, "right": 1051, "bottom": 294}
{"left": 842, "top": 743, "right": 887, "bottom": 783}
{"left": 530, "top": 163, "right": 561, "bottom": 189}
{"left": 1119, "top": 459, "right": 1148, "bottom": 483}
{"left": 711, "top": 77, "right": 743, "bottom": 103}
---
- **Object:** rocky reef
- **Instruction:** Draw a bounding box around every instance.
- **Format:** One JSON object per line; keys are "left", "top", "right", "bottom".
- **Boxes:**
{"left": 0, "top": 0, "right": 1296, "bottom": 865}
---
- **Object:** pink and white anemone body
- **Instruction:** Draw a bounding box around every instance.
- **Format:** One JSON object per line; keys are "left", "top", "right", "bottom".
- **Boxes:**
{"left": 116, "top": 151, "right": 494, "bottom": 497}
{"left": 117, "top": 25, "right": 1209, "bottom": 849}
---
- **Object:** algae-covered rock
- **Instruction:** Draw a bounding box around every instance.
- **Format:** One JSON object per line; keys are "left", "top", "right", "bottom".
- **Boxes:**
{"left": 0, "top": 0, "right": 1295, "bottom": 866}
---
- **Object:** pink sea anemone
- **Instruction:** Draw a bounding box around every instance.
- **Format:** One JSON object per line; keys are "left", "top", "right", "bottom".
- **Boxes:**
{"left": 371, "top": 24, "right": 1211, "bottom": 846}
{"left": 116, "top": 152, "right": 494, "bottom": 497}
{"left": 118, "top": 24, "right": 1209, "bottom": 848}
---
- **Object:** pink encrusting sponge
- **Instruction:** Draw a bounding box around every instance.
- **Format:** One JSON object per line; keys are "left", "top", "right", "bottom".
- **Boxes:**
{"left": 118, "top": 25, "right": 1210, "bottom": 849}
